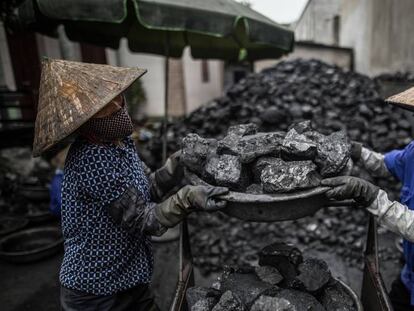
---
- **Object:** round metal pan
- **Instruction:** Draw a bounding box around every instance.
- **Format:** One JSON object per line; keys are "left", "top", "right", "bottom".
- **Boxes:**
{"left": 185, "top": 170, "right": 330, "bottom": 222}
{"left": 0, "top": 216, "right": 29, "bottom": 237}
{"left": 335, "top": 278, "right": 363, "bottom": 311}
{"left": 0, "top": 226, "right": 63, "bottom": 263}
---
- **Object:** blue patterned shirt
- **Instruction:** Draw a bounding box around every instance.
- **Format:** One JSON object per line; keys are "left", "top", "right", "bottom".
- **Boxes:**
{"left": 60, "top": 136, "right": 153, "bottom": 295}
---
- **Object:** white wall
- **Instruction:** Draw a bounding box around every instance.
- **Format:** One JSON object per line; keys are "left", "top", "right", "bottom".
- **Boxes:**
{"left": 182, "top": 48, "right": 224, "bottom": 114}
{"left": 111, "top": 39, "right": 166, "bottom": 117}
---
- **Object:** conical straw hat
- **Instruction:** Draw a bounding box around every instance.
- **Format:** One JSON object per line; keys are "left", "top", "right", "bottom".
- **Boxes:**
{"left": 385, "top": 86, "right": 414, "bottom": 111}
{"left": 33, "top": 58, "right": 146, "bottom": 157}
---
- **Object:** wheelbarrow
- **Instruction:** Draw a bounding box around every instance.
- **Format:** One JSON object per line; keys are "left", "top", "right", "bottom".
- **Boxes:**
{"left": 169, "top": 171, "right": 385, "bottom": 310}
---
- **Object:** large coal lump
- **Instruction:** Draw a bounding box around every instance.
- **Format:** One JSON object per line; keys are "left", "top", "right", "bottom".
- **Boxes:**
{"left": 187, "top": 287, "right": 220, "bottom": 309}
{"left": 259, "top": 243, "right": 303, "bottom": 281}
{"left": 204, "top": 154, "right": 249, "bottom": 190}
{"left": 217, "top": 132, "right": 284, "bottom": 163}
{"left": 314, "top": 131, "right": 351, "bottom": 177}
{"left": 273, "top": 289, "right": 326, "bottom": 311}
{"left": 281, "top": 127, "right": 317, "bottom": 161}
{"left": 211, "top": 291, "right": 245, "bottom": 311}
{"left": 252, "top": 157, "right": 280, "bottom": 183}
{"left": 294, "top": 258, "right": 331, "bottom": 293}
{"left": 182, "top": 134, "right": 217, "bottom": 175}
{"left": 227, "top": 123, "right": 258, "bottom": 136}
{"left": 254, "top": 266, "right": 284, "bottom": 285}
{"left": 260, "top": 159, "right": 320, "bottom": 193}
{"left": 319, "top": 280, "right": 357, "bottom": 311}
{"left": 220, "top": 271, "right": 273, "bottom": 307}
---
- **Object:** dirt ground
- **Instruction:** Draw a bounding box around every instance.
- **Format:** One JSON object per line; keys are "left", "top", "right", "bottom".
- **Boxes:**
{"left": 0, "top": 228, "right": 402, "bottom": 311}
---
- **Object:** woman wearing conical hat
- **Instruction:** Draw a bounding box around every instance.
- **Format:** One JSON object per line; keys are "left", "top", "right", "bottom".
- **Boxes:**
{"left": 320, "top": 87, "right": 414, "bottom": 310}
{"left": 33, "top": 59, "right": 228, "bottom": 310}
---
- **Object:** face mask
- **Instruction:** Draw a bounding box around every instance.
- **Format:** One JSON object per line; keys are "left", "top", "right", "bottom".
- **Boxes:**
{"left": 80, "top": 103, "right": 134, "bottom": 143}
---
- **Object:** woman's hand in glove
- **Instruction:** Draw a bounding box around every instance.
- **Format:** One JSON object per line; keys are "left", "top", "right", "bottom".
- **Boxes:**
{"left": 154, "top": 185, "right": 229, "bottom": 227}
{"left": 321, "top": 176, "right": 379, "bottom": 207}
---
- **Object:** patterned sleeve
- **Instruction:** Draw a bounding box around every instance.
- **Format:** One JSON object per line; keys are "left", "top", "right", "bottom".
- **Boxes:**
{"left": 76, "top": 147, "right": 131, "bottom": 205}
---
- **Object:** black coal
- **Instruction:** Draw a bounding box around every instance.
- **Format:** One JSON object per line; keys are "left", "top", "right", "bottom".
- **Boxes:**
{"left": 144, "top": 59, "right": 409, "bottom": 274}
{"left": 187, "top": 243, "right": 357, "bottom": 311}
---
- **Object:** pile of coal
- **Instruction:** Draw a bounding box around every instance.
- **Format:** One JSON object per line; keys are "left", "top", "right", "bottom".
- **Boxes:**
{"left": 182, "top": 121, "right": 350, "bottom": 193}
{"left": 186, "top": 243, "right": 358, "bottom": 311}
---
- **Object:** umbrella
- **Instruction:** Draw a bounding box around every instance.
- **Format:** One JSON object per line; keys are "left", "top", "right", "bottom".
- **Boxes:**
{"left": 15, "top": 0, "right": 294, "bottom": 159}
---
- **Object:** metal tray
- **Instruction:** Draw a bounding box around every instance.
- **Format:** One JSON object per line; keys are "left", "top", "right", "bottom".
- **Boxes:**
{"left": 185, "top": 170, "right": 330, "bottom": 222}
{"left": 0, "top": 226, "right": 63, "bottom": 263}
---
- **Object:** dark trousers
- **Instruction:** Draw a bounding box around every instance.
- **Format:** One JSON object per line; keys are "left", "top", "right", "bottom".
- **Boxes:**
{"left": 61, "top": 284, "right": 160, "bottom": 311}
{"left": 389, "top": 277, "right": 414, "bottom": 311}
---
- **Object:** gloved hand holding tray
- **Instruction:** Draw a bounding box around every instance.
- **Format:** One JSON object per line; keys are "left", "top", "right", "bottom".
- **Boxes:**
{"left": 182, "top": 121, "right": 352, "bottom": 222}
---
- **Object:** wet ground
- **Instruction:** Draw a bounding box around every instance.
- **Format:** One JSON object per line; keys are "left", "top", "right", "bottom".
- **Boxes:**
{"left": 0, "top": 227, "right": 402, "bottom": 311}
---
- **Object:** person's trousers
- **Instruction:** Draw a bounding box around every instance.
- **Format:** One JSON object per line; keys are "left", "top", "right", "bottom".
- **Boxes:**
{"left": 389, "top": 277, "right": 414, "bottom": 311}
{"left": 61, "top": 284, "right": 160, "bottom": 311}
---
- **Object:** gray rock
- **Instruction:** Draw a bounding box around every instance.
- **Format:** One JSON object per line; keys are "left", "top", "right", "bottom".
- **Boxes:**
{"left": 281, "top": 127, "right": 317, "bottom": 161}
{"left": 320, "top": 280, "right": 357, "bottom": 311}
{"left": 220, "top": 272, "right": 273, "bottom": 307}
{"left": 182, "top": 134, "right": 218, "bottom": 175}
{"left": 250, "top": 295, "right": 296, "bottom": 311}
{"left": 260, "top": 159, "right": 320, "bottom": 193}
{"left": 204, "top": 154, "right": 249, "bottom": 190}
{"left": 211, "top": 291, "right": 245, "bottom": 311}
{"left": 258, "top": 243, "right": 303, "bottom": 282}
{"left": 273, "top": 289, "right": 326, "bottom": 311}
{"left": 295, "top": 258, "right": 331, "bottom": 293}
{"left": 314, "top": 131, "right": 351, "bottom": 177}
{"left": 218, "top": 132, "right": 284, "bottom": 163}
{"left": 191, "top": 298, "right": 217, "bottom": 311}
{"left": 255, "top": 266, "right": 283, "bottom": 285}
{"left": 228, "top": 123, "right": 258, "bottom": 136}
{"left": 187, "top": 287, "right": 220, "bottom": 309}
{"left": 288, "top": 120, "right": 313, "bottom": 134}
{"left": 252, "top": 157, "right": 280, "bottom": 183}
{"left": 246, "top": 183, "right": 263, "bottom": 194}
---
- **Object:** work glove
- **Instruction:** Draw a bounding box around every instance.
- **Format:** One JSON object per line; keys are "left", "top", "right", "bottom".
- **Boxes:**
{"left": 154, "top": 185, "right": 229, "bottom": 227}
{"left": 350, "top": 141, "right": 363, "bottom": 162}
{"left": 109, "top": 185, "right": 228, "bottom": 237}
{"left": 321, "top": 176, "right": 379, "bottom": 207}
{"left": 150, "top": 150, "right": 185, "bottom": 201}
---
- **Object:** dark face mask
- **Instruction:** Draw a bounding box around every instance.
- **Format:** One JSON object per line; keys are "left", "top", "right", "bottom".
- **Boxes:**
{"left": 80, "top": 103, "right": 134, "bottom": 143}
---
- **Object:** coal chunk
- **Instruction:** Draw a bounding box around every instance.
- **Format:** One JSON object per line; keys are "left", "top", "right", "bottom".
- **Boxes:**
{"left": 182, "top": 134, "right": 217, "bottom": 175}
{"left": 259, "top": 243, "right": 303, "bottom": 281}
{"left": 220, "top": 271, "right": 273, "bottom": 307}
{"left": 218, "top": 132, "right": 284, "bottom": 163}
{"left": 320, "top": 280, "right": 357, "bottom": 311}
{"left": 250, "top": 295, "right": 295, "bottom": 311}
{"left": 252, "top": 157, "right": 280, "bottom": 183}
{"left": 272, "top": 289, "right": 325, "bottom": 311}
{"left": 294, "top": 258, "right": 331, "bottom": 293}
{"left": 227, "top": 123, "right": 258, "bottom": 136}
{"left": 314, "top": 131, "right": 351, "bottom": 177}
{"left": 254, "top": 266, "right": 283, "bottom": 285}
{"left": 191, "top": 298, "right": 217, "bottom": 311}
{"left": 288, "top": 120, "right": 313, "bottom": 134}
{"left": 187, "top": 287, "right": 220, "bottom": 309}
{"left": 211, "top": 291, "right": 245, "bottom": 311}
{"left": 204, "top": 154, "right": 249, "bottom": 190}
{"left": 260, "top": 159, "right": 320, "bottom": 193}
{"left": 281, "top": 127, "right": 317, "bottom": 161}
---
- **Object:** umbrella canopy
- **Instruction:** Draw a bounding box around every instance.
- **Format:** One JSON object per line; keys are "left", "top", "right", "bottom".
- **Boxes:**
{"left": 17, "top": 0, "right": 294, "bottom": 60}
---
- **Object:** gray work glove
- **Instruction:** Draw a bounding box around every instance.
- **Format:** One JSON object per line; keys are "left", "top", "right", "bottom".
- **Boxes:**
{"left": 350, "top": 141, "right": 363, "bottom": 162}
{"left": 321, "top": 176, "right": 379, "bottom": 207}
{"left": 154, "top": 185, "right": 229, "bottom": 228}
{"left": 150, "top": 150, "right": 185, "bottom": 201}
{"left": 109, "top": 184, "right": 228, "bottom": 237}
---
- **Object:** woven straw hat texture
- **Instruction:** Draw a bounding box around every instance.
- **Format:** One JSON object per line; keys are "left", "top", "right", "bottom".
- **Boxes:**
{"left": 33, "top": 58, "right": 146, "bottom": 156}
{"left": 386, "top": 86, "right": 414, "bottom": 112}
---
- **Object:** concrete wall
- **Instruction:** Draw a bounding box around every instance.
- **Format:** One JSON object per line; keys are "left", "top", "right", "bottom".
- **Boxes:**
{"left": 296, "top": 0, "right": 414, "bottom": 76}
{"left": 182, "top": 48, "right": 224, "bottom": 114}
{"left": 255, "top": 42, "right": 353, "bottom": 73}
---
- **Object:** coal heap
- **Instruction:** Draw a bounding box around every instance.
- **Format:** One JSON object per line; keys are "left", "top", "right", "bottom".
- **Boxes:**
{"left": 187, "top": 243, "right": 358, "bottom": 311}
{"left": 148, "top": 59, "right": 408, "bottom": 273}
